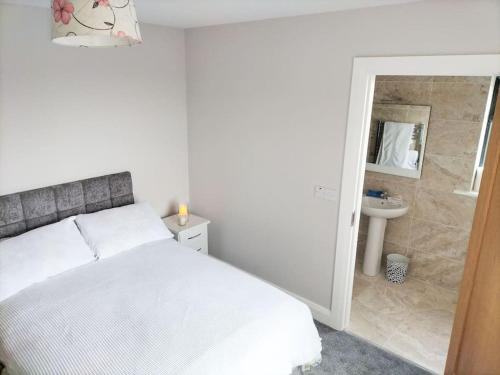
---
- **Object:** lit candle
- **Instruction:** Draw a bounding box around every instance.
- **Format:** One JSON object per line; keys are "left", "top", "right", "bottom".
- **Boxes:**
{"left": 178, "top": 204, "right": 189, "bottom": 226}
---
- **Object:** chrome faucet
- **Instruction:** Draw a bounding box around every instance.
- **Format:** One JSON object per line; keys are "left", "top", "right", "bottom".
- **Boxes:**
{"left": 380, "top": 191, "right": 389, "bottom": 199}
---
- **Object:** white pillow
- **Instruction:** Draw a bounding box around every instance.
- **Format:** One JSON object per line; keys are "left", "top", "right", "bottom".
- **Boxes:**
{"left": 0, "top": 218, "right": 95, "bottom": 302}
{"left": 75, "top": 202, "right": 173, "bottom": 259}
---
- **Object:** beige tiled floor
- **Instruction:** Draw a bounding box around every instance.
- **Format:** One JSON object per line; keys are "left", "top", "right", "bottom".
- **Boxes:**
{"left": 347, "top": 265, "right": 458, "bottom": 374}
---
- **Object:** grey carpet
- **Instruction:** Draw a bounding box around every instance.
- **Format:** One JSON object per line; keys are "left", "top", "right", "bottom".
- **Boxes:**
{"left": 299, "top": 321, "right": 431, "bottom": 375}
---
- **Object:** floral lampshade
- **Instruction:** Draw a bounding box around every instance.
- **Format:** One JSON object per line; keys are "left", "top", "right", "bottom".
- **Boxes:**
{"left": 51, "top": 0, "right": 142, "bottom": 47}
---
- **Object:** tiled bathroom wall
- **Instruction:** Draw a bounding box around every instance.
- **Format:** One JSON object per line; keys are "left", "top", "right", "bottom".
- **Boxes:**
{"left": 358, "top": 75, "right": 491, "bottom": 290}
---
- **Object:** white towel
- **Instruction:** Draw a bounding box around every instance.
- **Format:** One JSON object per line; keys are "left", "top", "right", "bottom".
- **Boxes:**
{"left": 405, "top": 150, "right": 419, "bottom": 170}
{"left": 376, "top": 122, "right": 415, "bottom": 168}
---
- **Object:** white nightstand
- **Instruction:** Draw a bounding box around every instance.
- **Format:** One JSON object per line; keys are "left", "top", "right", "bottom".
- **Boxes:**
{"left": 163, "top": 214, "right": 210, "bottom": 255}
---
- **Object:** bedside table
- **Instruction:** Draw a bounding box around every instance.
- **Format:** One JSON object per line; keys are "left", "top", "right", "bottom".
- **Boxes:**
{"left": 163, "top": 214, "right": 210, "bottom": 255}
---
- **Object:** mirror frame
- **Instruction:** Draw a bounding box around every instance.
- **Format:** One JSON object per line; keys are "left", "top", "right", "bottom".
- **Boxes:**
{"left": 365, "top": 118, "right": 429, "bottom": 179}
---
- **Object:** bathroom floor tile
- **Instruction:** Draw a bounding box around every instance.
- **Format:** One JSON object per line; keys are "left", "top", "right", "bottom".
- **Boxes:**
{"left": 348, "top": 265, "right": 456, "bottom": 374}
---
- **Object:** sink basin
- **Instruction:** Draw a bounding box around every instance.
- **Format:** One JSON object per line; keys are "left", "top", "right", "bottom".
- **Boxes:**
{"left": 361, "top": 196, "right": 409, "bottom": 219}
{"left": 360, "top": 195, "right": 409, "bottom": 276}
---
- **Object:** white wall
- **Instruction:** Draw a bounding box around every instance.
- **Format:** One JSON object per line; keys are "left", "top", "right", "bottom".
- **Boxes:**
{"left": 0, "top": 4, "right": 189, "bottom": 216}
{"left": 2, "top": 0, "right": 500, "bottom": 314}
{"left": 186, "top": 0, "right": 500, "bottom": 309}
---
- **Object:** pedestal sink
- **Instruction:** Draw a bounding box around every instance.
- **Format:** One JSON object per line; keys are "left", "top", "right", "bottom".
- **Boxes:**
{"left": 361, "top": 196, "right": 409, "bottom": 276}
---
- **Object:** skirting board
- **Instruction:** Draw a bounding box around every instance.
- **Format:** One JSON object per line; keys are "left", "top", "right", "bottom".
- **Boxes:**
{"left": 273, "top": 284, "right": 333, "bottom": 328}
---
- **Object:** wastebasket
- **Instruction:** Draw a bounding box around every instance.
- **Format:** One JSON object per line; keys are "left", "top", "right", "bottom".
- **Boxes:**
{"left": 386, "top": 254, "right": 409, "bottom": 284}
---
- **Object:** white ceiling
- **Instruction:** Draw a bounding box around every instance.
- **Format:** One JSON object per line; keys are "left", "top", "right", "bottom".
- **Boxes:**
{"left": 1, "top": 0, "right": 422, "bottom": 29}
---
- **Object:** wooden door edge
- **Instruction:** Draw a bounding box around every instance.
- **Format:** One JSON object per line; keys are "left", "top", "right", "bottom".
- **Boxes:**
{"left": 445, "top": 92, "right": 500, "bottom": 374}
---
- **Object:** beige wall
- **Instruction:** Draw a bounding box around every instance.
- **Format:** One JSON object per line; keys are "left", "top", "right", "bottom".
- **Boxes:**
{"left": 186, "top": 0, "right": 500, "bottom": 308}
{"left": 0, "top": 4, "right": 189, "bottom": 216}
{"left": 359, "top": 75, "right": 490, "bottom": 290}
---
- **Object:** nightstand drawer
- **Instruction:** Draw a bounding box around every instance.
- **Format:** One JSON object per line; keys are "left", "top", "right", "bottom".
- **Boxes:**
{"left": 182, "top": 235, "right": 207, "bottom": 254}
{"left": 178, "top": 224, "right": 208, "bottom": 254}
{"left": 177, "top": 224, "right": 206, "bottom": 242}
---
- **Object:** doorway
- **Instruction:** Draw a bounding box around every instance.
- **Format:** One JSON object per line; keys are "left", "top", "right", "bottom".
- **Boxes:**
{"left": 328, "top": 55, "right": 500, "bottom": 369}
{"left": 349, "top": 74, "right": 497, "bottom": 373}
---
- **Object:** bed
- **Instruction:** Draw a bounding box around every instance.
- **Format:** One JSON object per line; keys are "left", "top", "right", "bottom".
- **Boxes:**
{"left": 0, "top": 172, "right": 322, "bottom": 375}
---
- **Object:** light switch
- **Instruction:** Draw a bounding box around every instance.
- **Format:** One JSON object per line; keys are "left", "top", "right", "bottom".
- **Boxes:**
{"left": 314, "top": 185, "right": 336, "bottom": 201}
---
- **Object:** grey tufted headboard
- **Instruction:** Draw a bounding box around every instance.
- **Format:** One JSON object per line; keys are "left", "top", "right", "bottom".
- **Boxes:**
{"left": 0, "top": 172, "right": 134, "bottom": 239}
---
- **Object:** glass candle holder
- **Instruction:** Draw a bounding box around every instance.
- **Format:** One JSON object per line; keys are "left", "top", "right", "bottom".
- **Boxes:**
{"left": 178, "top": 204, "right": 189, "bottom": 226}
{"left": 178, "top": 214, "right": 188, "bottom": 226}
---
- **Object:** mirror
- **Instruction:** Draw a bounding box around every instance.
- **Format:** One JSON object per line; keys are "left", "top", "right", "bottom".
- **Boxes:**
{"left": 366, "top": 104, "right": 431, "bottom": 179}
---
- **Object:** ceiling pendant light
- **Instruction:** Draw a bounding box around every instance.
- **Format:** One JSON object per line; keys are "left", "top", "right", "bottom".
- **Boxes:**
{"left": 51, "top": 0, "right": 142, "bottom": 47}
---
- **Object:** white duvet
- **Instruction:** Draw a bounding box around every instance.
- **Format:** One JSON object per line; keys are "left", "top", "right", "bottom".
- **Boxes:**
{"left": 0, "top": 239, "right": 321, "bottom": 375}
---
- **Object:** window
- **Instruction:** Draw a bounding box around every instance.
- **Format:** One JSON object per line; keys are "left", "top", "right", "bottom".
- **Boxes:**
{"left": 473, "top": 76, "right": 499, "bottom": 192}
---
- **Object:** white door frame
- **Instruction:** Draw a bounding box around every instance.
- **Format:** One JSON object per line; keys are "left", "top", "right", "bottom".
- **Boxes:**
{"left": 330, "top": 54, "right": 500, "bottom": 330}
